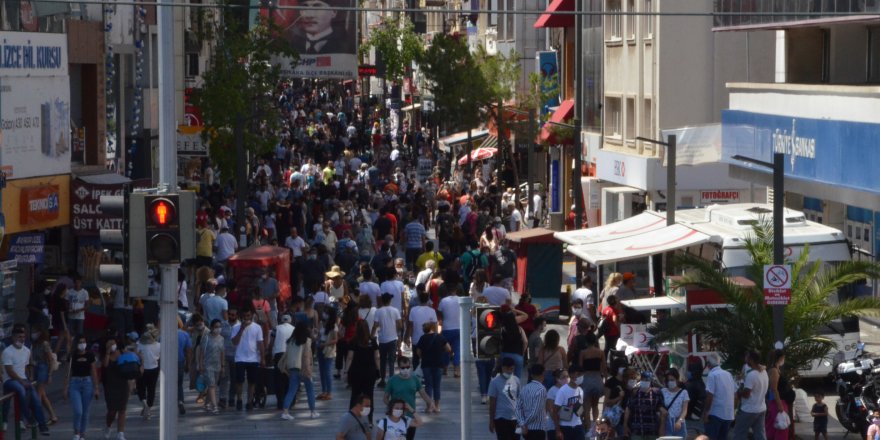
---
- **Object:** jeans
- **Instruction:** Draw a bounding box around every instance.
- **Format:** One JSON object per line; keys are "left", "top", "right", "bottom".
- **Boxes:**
{"left": 732, "top": 410, "right": 766, "bottom": 440}
{"left": 476, "top": 359, "right": 495, "bottom": 396}
{"left": 273, "top": 353, "right": 289, "bottom": 409}
{"left": 178, "top": 360, "right": 186, "bottom": 403}
{"left": 422, "top": 367, "right": 442, "bottom": 403}
{"left": 493, "top": 418, "right": 519, "bottom": 440}
{"left": 441, "top": 329, "right": 460, "bottom": 367}
{"left": 500, "top": 352, "right": 524, "bottom": 379}
{"left": 379, "top": 340, "right": 397, "bottom": 380}
{"left": 68, "top": 376, "right": 93, "bottom": 434}
{"left": 137, "top": 367, "right": 159, "bottom": 407}
{"left": 3, "top": 379, "right": 46, "bottom": 426}
{"left": 560, "top": 425, "right": 584, "bottom": 440}
{"left": 318, "top": 350, "right": 334, "bottom": 394}
{"left": 603, "top": 335, "right": 619, "bottom": 358}
{"left": 704, "top": 415, "right": 733, "bottom": 440}
{"left": 282, "top": 368, "right": 315, "bottom": 411}
{"left": 220, "top": 356, "right": 235, "bottom": 403}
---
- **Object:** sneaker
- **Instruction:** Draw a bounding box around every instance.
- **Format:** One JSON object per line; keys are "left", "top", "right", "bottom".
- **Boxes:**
{"left": 73, "top": 435, "right": 81, "bottom": 440}
{"left": 178, "top": 402, "right": 186, "bottom": 415}
{"left": 310, "top": 411, "right": 320, "bottom": 419}
{"left": 218, "top": 399, "right": 227, "bottom": 410}
{"left": 140, "top": 401, "right": 148, "bottom": 417}
{"left": 116, "top": 433, "right": 127, "bottom": 440}
{"left": 236, "top": 399, "right": 243, "bottom": 411}
{"left": 377, "top": 380, "right": 386, "bottom": 388}
{"left": 280, "top": 413, "right": 295, "bottom": 421}
{"left": 103, "top": 427, "right": 112, "bottom": 439}
{"left": 480, "top": 395, "right": 487, "bottom": 404}
{"left": 38, "top": 425, "right": 49, "bottom": 436}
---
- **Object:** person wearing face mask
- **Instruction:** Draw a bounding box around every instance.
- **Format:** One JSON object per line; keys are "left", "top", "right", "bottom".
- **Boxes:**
{"left": 101, "top": 338, "right": 129, "bottom": 440}
{"left": 659, "top": 368, "right": 689, "bottom": 438}
{"left": 602, "top": 365, "right": 630, "bottom": 431}
{"left": 552, "top": 365, "right": 585, "bottom": 440}
{"left": 30, "top": 327, "right": 58, "bottom": 426}
{"left": 865, "top": 408, "right": 880, "bottom": 440}
{"left": 732, "top": 350, "right": 769, "bottom": 440}
{"left": 516, "top": 364, "right": 548, "bottom": 440}
{"left": 199, "top": 319, "right": 226, "bottom": 414}
{"left": 765, "top": 349, "right": 792, "bottom": 440}
{"left": 488, "top": 357, "right": 521, "bottom": 439}
{"left": 623, "top": 371, "right": 662, "bottom": 440}
{"left": 135, "top": 329, "right": 161, "bottom": 419}
{"left": 2, "top": 327, "right": 50, "bottom": 436}
{"left": 337, "top": 394, "right": 373, "bottom": 440}
{"left": 384, "top": 356, "right": 436, "bottom": 438}
{"left": 545, "top": 368, "right": 569, "bottom": 439}
{"left": 64, "top": 336, "right": 99, "bottom": 440}
{"left": 702, "top": 352, "right": 736, "bottom": 440}
{"left": 219, "top": 308, "right": 239, "bottom": 409}
{"left": 377, "top": 398, "right": 423, "bottom": 440}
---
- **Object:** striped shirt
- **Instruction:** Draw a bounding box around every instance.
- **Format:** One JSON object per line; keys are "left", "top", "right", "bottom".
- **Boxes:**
{"left": 404, "top": 221, "right": 426, "bottom": 249}
{"left": 516, "top": 379, "right": 547, "bottom": 430}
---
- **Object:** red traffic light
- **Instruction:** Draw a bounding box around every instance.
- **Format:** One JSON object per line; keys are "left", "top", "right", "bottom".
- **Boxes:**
{"left": 149, "top": 199, "right": 176, "bottom": 227}
{"left": 480, "top": 309, "right": 498, "bottom": 329}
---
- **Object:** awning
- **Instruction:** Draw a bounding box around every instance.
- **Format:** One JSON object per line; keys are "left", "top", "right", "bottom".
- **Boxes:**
{"left": 438, "top": 129, "right": 489, "bottom": 152}
{"left": 401, "top": 103, "right": 422, "bottom": 112}
{"left": 534, "top": 0, "right": 574, "bottom": 28}
{"left": 622, "top": 296, "right": 686, "bottom": 312}
{"left": 76, "top": 173, "right": 131, "bottom": 185}
{"left": 540, "top": 99, "right": 575, "bottom": 144}
{"left": 566, "top": 224, "right": 711, "bottom": 265}
{"left": 554, "top": 211, "right": 667, "bottom": 246}
{"left": 480, "top": 135, "right": 498, "bottom": 150}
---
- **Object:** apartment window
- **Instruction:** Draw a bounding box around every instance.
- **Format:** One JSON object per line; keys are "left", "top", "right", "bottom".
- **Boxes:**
{"left": 643, "top": 0, "right": 653, "bottom": 37}
{"left": 869, "top": 27, "right": 880, "bottom": 83}
{"left": 606, "top": 97, "right": 621, "bottom": 138}
{"left": 626, "top": 0, "right": 635, "bottom": 41}
{"left": 186, "top": 53, "right": 199, "bottom": 78}
{"left": 641, "top": 99, "right": 653, "bottom": 150}
{"left": 606, "top": 0, "right": 622, "bottom": 41}
{"left": 505, "top": 0, "right": 514, "bottom": 40}
{"left": 625, "top": 97, "right": 635, "bottom": 146}
{"left": 488, "top": 0, "right": 497, "bottom": 27}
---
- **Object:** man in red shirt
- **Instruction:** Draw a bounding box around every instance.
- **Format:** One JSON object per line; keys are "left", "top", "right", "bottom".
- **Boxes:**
{"left": 600, "top": 294, "right": 623, "bottom": 358}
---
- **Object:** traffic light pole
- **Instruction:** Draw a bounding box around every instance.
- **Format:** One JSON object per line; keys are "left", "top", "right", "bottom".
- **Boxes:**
{"left": 458, "top": 296, "right": 474, "bottom": 440}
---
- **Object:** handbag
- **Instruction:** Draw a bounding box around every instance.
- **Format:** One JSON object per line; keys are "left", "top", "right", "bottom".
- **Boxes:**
{"left": 602, "top": 404, "right": 623, "bottom": 426}
{"left": 774, "top": 410, "right": 791, "bottom": 430}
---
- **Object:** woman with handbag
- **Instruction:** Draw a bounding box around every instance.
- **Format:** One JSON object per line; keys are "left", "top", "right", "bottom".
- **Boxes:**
{"left": 344, "top": 321, "right": 379, "bottom": 424}
{"left": 31, "top": 327, "right": 58, "bottom": 425}
{"left": 537, "top": 330, "right": 566, "bottom": 389}
{"left": 660, "top": 368, "right": 689, "bottom": 438}
{"left": 765, "top": 349, "right": 792, "bottom": 440}
{"left": 280, "top": 323, "right": 318, "bottom": 420}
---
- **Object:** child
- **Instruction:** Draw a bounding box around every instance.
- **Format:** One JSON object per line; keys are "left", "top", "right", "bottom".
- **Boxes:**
{"left": 810, "top": 392, "right": 828, "bottom": 440}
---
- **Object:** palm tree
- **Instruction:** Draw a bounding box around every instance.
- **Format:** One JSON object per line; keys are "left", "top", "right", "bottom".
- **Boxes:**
{"left": 652, "top": 221, "right": 880, "bottom": 373}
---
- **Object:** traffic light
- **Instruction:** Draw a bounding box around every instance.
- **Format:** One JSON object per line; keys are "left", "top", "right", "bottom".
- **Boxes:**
{"left": 178, "top": 191, "right": 196, "bottom": 261}
{"left": 475, "top": 305, "right": 502, "bottom": 359}
{"left": 98, "top": 191, "right": 148, "bottom": 298}
{"left": 144, "top": 194, "right": 181, "bottom": 264}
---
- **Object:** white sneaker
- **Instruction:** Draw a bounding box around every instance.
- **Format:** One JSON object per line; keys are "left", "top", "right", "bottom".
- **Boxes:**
{"left": 116, "top": 432, "right": 127, "bottom": 440}
{"left": 103, "top": 427, "right": 111, "bottom": 439}
{"left": 310, "top": 411, "right": 320, "bottom": 419}
{"left": 72, "top": 435, "right": 81, "bottom": 440}
{"left": 280, "top": 413, "right": 295, "bottom": 421}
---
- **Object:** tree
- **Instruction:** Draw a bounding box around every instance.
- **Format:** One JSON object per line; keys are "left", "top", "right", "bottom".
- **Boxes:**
{"left": 420, "top": 33, "right": 490, "bottom": 133}
{"left": 360, "top": 14, "right": 423, "bottom": 83}
{"left": 652, "top": 221, "right": 880, "bottom": 374}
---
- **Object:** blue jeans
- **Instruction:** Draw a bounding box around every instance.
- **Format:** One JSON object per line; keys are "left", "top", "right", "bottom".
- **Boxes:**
{"left": 379, "top": 340, "right": 397, "bottom": 380}
{"left": 422, "top": 367, "right": 442, "bottom": 403}
{"left": 178, "top": 360, "right": 186, "bottom": 403}
{"left": 704, "top": 415, "right": 733, "bottom": 440}
{"left": 441, "top": 329, "right": 460, "bottom": 367}
{"left": 69, "top": 377, "right": 93, "bottom": 434}
{"left": 476, "top": 359, "right": 495, "bottom": 396}
{"left": 282, "top": 368, "right": 315, "bottom": 410}
{"left": 3, "top": 379, "right": 46, "bottom": 426}
{"left": 500, "top": 352, "right": 524, "bottom": 379}
{"left": 317, "top": 351, "right": 334, "bottom": 394}
{"left": 560, "top": 424, "right": 585, "bottom": 440}
{"left": 732, "top": 410, "right": 766, "bottom": 440}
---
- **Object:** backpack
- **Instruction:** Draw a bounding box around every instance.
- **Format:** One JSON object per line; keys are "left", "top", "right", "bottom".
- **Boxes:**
{"left": 381, "top": 416, "right": 409, "bottom": 434}
{"left": 465, "top": 250, "right": 483, "bottom": 280}
{"left": 117, "top": 351, "right": 141, "bottom": 380}
{"left": 254, "top": 300, "right": 270, "bottom": 325}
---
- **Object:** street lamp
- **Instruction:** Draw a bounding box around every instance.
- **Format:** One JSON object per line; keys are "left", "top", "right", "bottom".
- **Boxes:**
{"left": 731, "top": 152, "right": 786, "bottom": 348}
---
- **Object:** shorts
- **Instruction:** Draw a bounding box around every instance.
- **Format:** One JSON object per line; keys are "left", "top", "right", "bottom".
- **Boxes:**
{"left": 580, "top": 374, "right": 605, "bottom": 399}
{"left": 203, "top": 368, "right": 220, "bottom": 387}
{"left": 235, "top": 362, "right": 259, "bottom": 384}
{"left": 34, "top": 363, "right": 49, "bottom": 385}
{"left": 68, "top": 319, "right": 85, "bottom": 338}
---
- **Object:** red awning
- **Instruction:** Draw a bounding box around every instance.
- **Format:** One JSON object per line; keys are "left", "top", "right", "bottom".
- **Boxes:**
{"left": 534, "top": 0, "right": 574, "bottom": 28}
{"left": 540, "top": 99, "right": 575, "bottom": 144}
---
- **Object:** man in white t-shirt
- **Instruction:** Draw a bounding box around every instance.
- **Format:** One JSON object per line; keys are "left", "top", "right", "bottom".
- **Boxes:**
{"left": 358, "top": 268, "right": 382, "bottom": 307}
{"left": 552, "top": 366, "right": 585, "bottom": 437}
{"left": 231, "top": 309, "right": 265, "bottom": 411}
{"left": 482, "top": 277, "right": 512, "bottom": 306}
{"left": 3, "top": 327, "right": 49, "bottom": 434}
{"left": 270, "top": 314, "right": 295, "bottom": 410}
{"left": 372, "top": 293, "right": 402, "bottom": 385}
{"left": 437, "top": 293, "right": 462, "bottom": 377}
{"left": 702, "top": 352, "right": 736, "bottom": 440}
{"left": 215, "top": 227, "right": 238, "bottom": 263}
{"left": 415, "top": 260, "right": 435, "bottom": 289}
{"left": 571, "top": 275, "right": 595, "bottom": 321}
{"left": 285, "top": 227, "right": 308, "bottom": 259}
{"left": 380, "top": 276, "right": 406, "bottom": 316}
{"left": 66, "top": 278, "right": 89, "bottom": 339}
{"left": 407, "top": 291, "right": 437, "bottom": 368}
{"left": 732, "top": 350, "right": 769, "bottom": 440}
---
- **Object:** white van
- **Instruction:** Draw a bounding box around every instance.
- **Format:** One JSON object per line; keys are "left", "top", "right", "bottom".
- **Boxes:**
{"left": 556, "top": 203, "right": 859, "bottom": 378}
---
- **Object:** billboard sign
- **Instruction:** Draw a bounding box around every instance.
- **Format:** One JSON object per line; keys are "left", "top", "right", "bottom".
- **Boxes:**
{"left": 536, "top": 51, "right": 560, "bottom": 115}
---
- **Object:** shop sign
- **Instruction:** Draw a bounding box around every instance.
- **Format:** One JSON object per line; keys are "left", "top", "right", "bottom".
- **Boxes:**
{"left": 70, "top": 178, "right": 150, "bottom": 235}
{"left": 177, "top": 126, "right": 207, "bottom": 156}
{"left": 550, "top": 157, "right": 560, "bottom": 213}
{"left": 596, "top": 149, "right": 651, "bottom": 190}
{"left": 7, "top": 233, "right": 45, "bottom": 264}
{"left": 700, "top": 190, "right": 742, "bottom": 205}
{"left": 0, "top": 32, "right": 68, "bottom": 77}
{"left": 20, "top": 185, "right": 60, "bottom": 225}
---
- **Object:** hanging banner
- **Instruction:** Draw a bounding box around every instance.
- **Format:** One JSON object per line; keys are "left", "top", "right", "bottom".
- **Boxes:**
{"left": 536, "top": 51, "right": 560, "bottom": 115}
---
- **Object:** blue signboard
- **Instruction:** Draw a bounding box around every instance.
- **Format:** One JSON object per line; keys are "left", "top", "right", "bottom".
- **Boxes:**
{"left": 536, "top": 51, "right": 560, "bottom": 115}
{"left": 7, "top": 232, "right": 45, "bottom": 264}
{"left": 550, "top": 158, "right": 560, "bottom": 213}
{"left": 721, "top": 110, "right": 880, "bottom": 195}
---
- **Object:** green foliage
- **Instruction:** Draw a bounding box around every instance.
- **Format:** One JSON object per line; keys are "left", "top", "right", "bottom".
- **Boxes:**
{"left": 474, "top": 47, "right": 519, "bottom": 105}
{"left": 520, "top": 71, "right": 559, "bottom": 113}
{"left": 360, "top": 15, "right": 424, "bottom": 83}
{"left": 191, "top": 12, "right": 297, "bottom": 182}
{"left": 652, "top": 220, "right": 880, "bottom": 374}
{"left": 420, "top": 34, "right": 490, "bottom": 132}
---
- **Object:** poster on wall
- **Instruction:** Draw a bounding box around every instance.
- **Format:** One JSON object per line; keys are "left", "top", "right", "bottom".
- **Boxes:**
{"left": 1, "top": 75, "right": 71, "bottom": 179}
{"left": 250, "top": 0, "right": 358, "bottom": 79}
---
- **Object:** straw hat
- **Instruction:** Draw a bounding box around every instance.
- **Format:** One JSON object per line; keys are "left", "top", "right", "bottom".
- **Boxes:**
{"left": 325, "top": 265, "right": 345, "bottom": 278}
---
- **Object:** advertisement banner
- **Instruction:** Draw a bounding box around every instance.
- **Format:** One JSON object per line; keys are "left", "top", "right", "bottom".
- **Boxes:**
{"left": 1, "top": 174, "right": 70, "bottom": 234}
{"left": 71, "top": 177, "right": 151, "bottom": 236}
{"left": 722, "top": 110, "right": 880, "bottom": 196}
{"left": 252, "top": 0, "right": 358, "bottom": 79}
{"left": 7, "top": 232, "right": 45, "bottom": 264}
{"left": 0, "top": 32, "right": 67, "bottom": 77}
{"left": 1, "top": 75, "right": 71, "bottom": 179}
{"left": 536, "top": 51, "right": 560, "bottom": 115}
{"left": 550, "top": 156, "right": 560, "bottom": 213}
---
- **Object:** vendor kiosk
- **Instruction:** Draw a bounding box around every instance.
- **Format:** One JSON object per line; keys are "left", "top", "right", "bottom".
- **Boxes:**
{"left": 227, "top": 245, "right": 292, "bottom": 311}
{"left": 505, "top": 227, "right": 562, "bottom": 317}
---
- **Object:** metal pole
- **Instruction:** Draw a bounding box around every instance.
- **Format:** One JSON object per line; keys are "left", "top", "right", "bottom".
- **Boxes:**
{"left": 573, "top": 119, "right": 583, "bottom": 281}
{"left": 573, "top": 0, "right": 583, "bottom": 279}
{"left": 234, "top": 115, "right": 246, "bottom": 243}
{"left": 157, "top": 0, "right": 178, "bottom": 436}
{"left": 496, "top": 100, "right": 504, "bottom": 193}
{"left": 772, "top": 151, "right": 785, "bottom": 347}
{"left": 458, "top": 296, "right": 474, "bottom": 440}
{"left": 665, "top": 134, "right": 676, "bottom": 278}
{"left": 527, "top": 109, "right": 535, "bottom": 222}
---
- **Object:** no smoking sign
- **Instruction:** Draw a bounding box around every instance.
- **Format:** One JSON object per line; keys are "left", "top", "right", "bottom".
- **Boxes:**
{"left": 764, "top": 264, "right": 792, "bottom": 305}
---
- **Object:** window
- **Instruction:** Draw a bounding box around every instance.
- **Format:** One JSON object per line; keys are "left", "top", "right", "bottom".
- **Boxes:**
{"left": 606, "top": 97, "right": 621, "bottom": 137}
{"left": 606, "top": 0, "right": 622, "bottom": 41}
{"left": 869, "top": 27, "right": 880, "bottom": 83}
{"left": 643, "top": 0, "right": 653, "bottom": 37}
{"left": 488, "top": 0, "right": 497, "bottom": 27}
{"left": 505, "top": 0, "right": 514, "bottom": 40}
{"left": 641, "top": 99, "right": 653, "bottom": 150}
{"left": 625, "top": 97, "right": 635, "bottom": 144}
{"left": 626, "top": 0, "right": 635, "bottom": 40}
{"left": 186, "top": 53, "right": 199, "bottom": 78}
